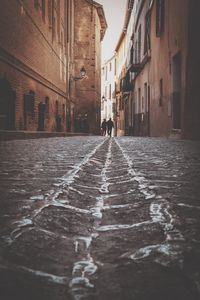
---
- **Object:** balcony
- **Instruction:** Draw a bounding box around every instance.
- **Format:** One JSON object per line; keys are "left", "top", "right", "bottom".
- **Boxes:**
{"left": 112, "top": 90, "right": 116, "bottom": 98}
{"left": 128, "top": 50, "right": 151, "bottom": 74}
{"left": 122, "top": 72, "right": 132, "bottom": 93}
{"left": 129, "top": 63, "right": 141, "bottom": 73}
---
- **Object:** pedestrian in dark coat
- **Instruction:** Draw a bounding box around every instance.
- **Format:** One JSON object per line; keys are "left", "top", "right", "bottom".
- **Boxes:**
{"left": 101, "top": 119, "right": 107, "bottom": 136}
{"left": 107, "top": 118, "right": 114, "bottom": 137}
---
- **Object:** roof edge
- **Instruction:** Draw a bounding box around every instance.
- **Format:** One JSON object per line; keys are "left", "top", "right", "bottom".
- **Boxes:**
{"left": 85, "top": 0, "right": 108, "bottom": 41}
{"left": 115, "top": 0, "right": 134, "bottom": 52}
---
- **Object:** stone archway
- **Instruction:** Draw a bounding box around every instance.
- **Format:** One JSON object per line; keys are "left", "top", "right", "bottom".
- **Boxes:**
{"left": 0, "top": 79, "right": 15, "bottom": 130}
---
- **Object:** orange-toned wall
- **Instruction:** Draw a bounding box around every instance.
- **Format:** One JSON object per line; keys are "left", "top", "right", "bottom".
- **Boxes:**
{"left": 0, "top": 0, "right": 67, "bottom": 131}
{"left": 149, "top": 0, "right": 188, "bottom": 137}
{"left": 73, "top": 0, "right": 102, "bottom": 134}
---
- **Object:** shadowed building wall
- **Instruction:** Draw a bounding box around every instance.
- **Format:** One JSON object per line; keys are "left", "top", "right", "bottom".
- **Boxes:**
{"left": 124, "top": 0, "right": 200, "bottom": 140}
{"left": 72, "top": 0, "right": 107, "bottom": 134}
{"left": 0, "top": 0, "right": 68, "bottom": 132}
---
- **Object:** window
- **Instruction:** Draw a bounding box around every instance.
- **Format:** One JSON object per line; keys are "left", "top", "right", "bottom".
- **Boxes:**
{"left": 148, "top": 85, "right": 150, "bottom": 112}
{"left": 138, "top": 25, "right": 142, "bottom": 63}
{"left": 119, "top": 94, "right": 125, "bottom": 111}
{"left": 62, "top": 104, "right": 65, "bottom": 120}
{"left": 24, "top": 91, "right": 35, "bottom": 113}
{"left": 112, "top": 102, "right": 116, "bottom": 114}
{"left": 128, "top": 0, "right": 133, "bottom": 9}
{"left": 134, "top": 91, "right": 138, "bottom": 114}
{"left": 144, "top": 12, "right": 151, "bottom": 54}
{"left": 109, "top": 84, "right": 111, "bottom": 99}
{"left": 109, "top": 62, "right": 112, "bottom": 71}
{"left": 142, "top": 96, "right": 144, "bottom": 112}
{"left": 57, "top": 0, "right": 61, "bottom": 42}
{"left": 48, "top": 0, "right": 52, "bottom": 27}
{"left": 52, "top": 16, "right": 56, "bottom": 40}
{"left": 156, "top": 0, "right": 165, "bottom": 37}
{"left": 130, "top": 45, "right": 134, "bottom": 65}
{"left": 135, "top": 41, "right": 138, "bottom": 63}
{"left": 45, "top": 96, "right": 49, "bottom": 116}
{"left": 144, "top": 83, "right": 148, "bottom": 112}
{"left": 55, "top": 100, "right": 59, "bottom": 115}
{"left": 159, "top": 79, "right": 163, "bottom": 106}
{"left": 34, "top": 0, "right": 39, "bottom": 9}
{"left": 138, "top": 88, "right": 141, "bottom": 112}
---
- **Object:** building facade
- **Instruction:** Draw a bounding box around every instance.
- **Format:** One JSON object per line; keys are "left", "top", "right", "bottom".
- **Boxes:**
{"left": 0, "top": 0, "right": 68, "bottom": 132}
{"left": 115, "top": 0, "right": 134, "bottom": 137}
{"left": 115, "top": 35, "right": 126, "bottom": 137}
{"left": 116, "top": 0, "right": 200, "bottom": 140}
{"left": 0, "top": 0, "right": 106, "bottom": 135}
{"left": 72, "top": 0, "right": 107, "bottom": 134}
{"left": 128, "top": 0, "right": 151, "bottom": 137}
{"left": 101, "top": 55, "right": 116, "bottom": 128}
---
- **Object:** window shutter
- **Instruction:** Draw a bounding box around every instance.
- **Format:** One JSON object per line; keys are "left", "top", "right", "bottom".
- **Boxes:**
{"left": 156, "top": 0, "right": 165, "bottom": 37}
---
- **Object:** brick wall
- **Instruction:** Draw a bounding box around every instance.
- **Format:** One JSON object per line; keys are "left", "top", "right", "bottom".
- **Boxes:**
{"left": 0, "top": 0, "right": 67, "bottom": 131}
{"left": 73, "top": 0, "right": 102, "bottom": 134}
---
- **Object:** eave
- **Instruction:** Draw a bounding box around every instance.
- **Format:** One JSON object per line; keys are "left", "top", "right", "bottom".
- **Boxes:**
{"left": 115, "top": 0, "right": 134, "bottom": 52}
{"left": 85, "top": 0, "right": 108, "bottom": 41}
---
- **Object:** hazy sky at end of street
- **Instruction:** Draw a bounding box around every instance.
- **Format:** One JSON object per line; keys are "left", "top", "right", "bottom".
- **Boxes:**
{"left": 96, "top": 0, "right": 127, "bottom": 63}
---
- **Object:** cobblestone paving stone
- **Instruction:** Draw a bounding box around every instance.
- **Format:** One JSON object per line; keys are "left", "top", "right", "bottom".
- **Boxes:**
{"left": 0, "top": 136, "right": 200, "bottom": 300}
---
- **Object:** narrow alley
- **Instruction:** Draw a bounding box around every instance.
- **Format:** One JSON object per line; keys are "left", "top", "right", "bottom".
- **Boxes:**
{"left": 0, "top": 136, "right": 200, "bottom": 299}
{"left": 0, "top": 1, "right": 200, "bottom": 299}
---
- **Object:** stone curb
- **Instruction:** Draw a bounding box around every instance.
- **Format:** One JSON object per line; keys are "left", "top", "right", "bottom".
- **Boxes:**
{"left": 0, "top": 130, "right": 92, "bottom": 141}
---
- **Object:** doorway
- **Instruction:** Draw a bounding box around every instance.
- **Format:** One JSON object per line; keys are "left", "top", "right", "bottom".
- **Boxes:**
{"left": 0, "top": 79, "right": 15, "bottom": 130}
{"left": 37, "top": 102, "right": 46, "bottom": 131}
{"left": 172, "top": 53, "right": 181, "bottom": 130}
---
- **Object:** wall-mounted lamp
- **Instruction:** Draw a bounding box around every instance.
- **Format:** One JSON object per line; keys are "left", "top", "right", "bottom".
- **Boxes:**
{"left": 70, "top": 66, "right": 87, "bottom": 81}
{"left": 80, "top": 66, "right": 86, "bottom": 78}
{"left": 102, "top": 96, "right": 107, "bottom": 102}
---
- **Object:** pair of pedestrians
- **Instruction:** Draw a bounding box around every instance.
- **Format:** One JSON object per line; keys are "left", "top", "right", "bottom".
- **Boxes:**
{"left": 101, "top": 118, "right": 114, "bottom": 137}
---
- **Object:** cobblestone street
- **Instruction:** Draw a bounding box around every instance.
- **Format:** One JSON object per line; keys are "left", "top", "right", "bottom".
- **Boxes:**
{"left": 0, "top": 136, "right": 200, "bottom": 300}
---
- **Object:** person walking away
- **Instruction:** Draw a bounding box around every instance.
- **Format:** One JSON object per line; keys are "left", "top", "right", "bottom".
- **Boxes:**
{"left": 101, "top": 119, "right": 107, "bottom": 136}
{"left": 107, "top": 118, "right": 114, "bottom": 137}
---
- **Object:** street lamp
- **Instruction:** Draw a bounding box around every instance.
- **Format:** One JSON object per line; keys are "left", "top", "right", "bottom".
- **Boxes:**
{"left": 70, "top": 66, "right": 87, "bottom": 81}
{"left": 102, "top": 95, "right": 107, "bottom": 102}
{"left": 80, "top": 66, "right": 86, "bottom": 78}
{"left": 68, "top": 66, "right": 87, "bottom": 132}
